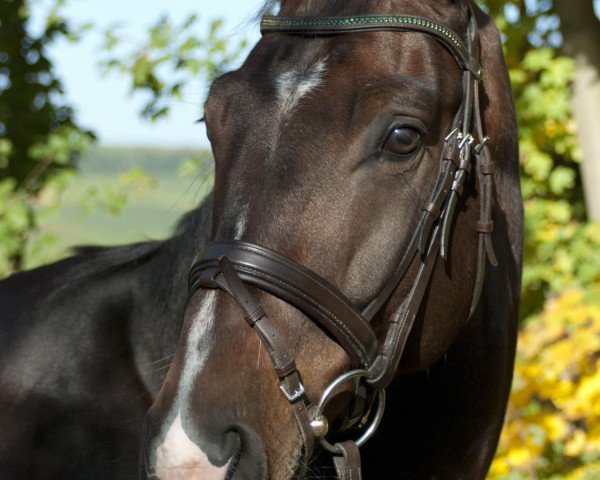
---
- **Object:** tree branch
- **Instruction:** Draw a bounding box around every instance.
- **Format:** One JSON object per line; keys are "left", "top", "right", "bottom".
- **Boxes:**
{"left": 554, "top": 0, "right": 600, "bottom": 221}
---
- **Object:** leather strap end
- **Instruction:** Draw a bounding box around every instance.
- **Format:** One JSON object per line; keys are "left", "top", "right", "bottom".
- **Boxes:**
{"left": 485, "top": 235, "right": 498, "bottom": 267}
{"left": 441, "top": 191, "right": 459, "bottom": 260}
{"left": 333, "top": 441, "right": 362, "bottom": 480}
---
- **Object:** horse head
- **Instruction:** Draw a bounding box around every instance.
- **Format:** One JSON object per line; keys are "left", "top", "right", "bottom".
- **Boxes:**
{"left": 143, "top": 0, "right": 521, "bottom": 478}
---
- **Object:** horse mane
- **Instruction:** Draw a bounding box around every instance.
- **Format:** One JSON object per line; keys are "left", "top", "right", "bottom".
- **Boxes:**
{"left": 69, "top": 241, "right": 163, "bottom": 278}
{"left": 256, "top": 0, "right": 280, "bottom": 17}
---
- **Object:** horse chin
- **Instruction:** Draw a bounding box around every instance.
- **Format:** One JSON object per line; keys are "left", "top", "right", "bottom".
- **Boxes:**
{"left": 264, "top": 433, "right": 305, "bottom": 480}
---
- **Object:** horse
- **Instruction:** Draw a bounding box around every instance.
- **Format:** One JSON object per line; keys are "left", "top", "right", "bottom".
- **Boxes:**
{"left": 0, "top": 202, "right": 213, "bottom": 479}
{"left": 142, "top": 0, "right": 522, "bottom": 478}
{"left": 0, "top": 0, "right": 522, "bottom": 478}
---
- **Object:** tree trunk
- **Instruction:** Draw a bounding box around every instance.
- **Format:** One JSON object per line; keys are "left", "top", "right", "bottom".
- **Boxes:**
{"left": 554, "top": 0, "right": 600, "bottom": 222}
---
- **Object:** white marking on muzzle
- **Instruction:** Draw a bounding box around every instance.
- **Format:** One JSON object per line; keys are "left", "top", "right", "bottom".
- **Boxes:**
{"left": 276, "top": 59, "right": 327, "bottom": 118}
{"left": 155, "top": 412, "right": 230, "bottom": 480}
{"left": 153, "top": 291, "right": 233, "bottom": 479}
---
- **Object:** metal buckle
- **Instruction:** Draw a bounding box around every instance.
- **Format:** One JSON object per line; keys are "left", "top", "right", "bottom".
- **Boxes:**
{"left": 312, "top": 369, "right": 386, "bottom": 454}
{"left": 474, "top": 136, "right": 489, "bottom": 154}
{"left": 458, "top": 133, "right": 474, "bottom": 150}
{"left": 444, "top": 128, "right": 460, "bottom": 142}
{"left": 279, "top": 380, "right": 305, "bottom": 403}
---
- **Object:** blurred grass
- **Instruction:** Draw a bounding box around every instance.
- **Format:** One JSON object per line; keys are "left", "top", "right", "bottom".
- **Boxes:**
{"left": 24, "top": 146, "right": 213, "bottom": 269}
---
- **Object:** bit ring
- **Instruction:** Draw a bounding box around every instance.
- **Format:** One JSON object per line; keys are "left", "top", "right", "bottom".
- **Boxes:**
{"left": 312, "top": 369, "right": 386, "bottom": 454}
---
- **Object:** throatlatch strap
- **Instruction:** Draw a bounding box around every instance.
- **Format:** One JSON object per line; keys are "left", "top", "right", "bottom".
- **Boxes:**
{"left": 470, "top": 79, "right": 498, "bottom": 317}
{"left": 367, "top": 225, "right": 442, "bottom": 390}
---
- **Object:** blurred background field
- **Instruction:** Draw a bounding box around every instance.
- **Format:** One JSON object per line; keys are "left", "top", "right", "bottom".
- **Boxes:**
{"left": 23, "top": 146, "right": 211, "bottom": 268}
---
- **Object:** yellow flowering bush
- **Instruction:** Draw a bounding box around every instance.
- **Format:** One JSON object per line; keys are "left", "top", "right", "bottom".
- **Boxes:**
{"left": 490, "top": 289, "right": 600, "bottom": 479}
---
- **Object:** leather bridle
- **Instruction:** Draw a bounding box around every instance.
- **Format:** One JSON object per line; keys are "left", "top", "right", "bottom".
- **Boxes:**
{"left": 188, "top": 5, "right": 497, "bottom": 479}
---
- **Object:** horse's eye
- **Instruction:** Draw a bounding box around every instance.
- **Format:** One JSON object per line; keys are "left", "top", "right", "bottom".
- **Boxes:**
{"left": 383, "top": 126, "right": 422, "bottom": 156}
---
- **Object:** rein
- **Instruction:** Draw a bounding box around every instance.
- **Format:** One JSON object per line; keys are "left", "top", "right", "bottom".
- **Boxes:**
{"left": 188, "top": 5, "right": 496, "bottom": 479}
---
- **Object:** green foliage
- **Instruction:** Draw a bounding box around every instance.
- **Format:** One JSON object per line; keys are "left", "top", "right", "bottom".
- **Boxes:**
{"left": 0, "top": 179, "right": 30, "bottom": 274}
{"left": 512, "top": 45, "right": 595, "bottom": 318}
{"left": 477, "top": 2, "right": 600, "bottom": 479}
{"left": 0, "top": 1, "right": 242, "bottom": 278}
{"left": 99, "top": 15, "right": 247, "bottom": 120}
{"left": 478, "top": 1, "right": 599, "bottom": 321}
{"left": 22, "top": 146, "right": 215, "bottom": 269}
{"left": 0, "top": 0, "right": 94, "bottom": 275}
{"left": 79, "top": 165, "right": 157, "bottom": 216}
{"left": 0, "top": 0, "right": 95, "bottom": 184}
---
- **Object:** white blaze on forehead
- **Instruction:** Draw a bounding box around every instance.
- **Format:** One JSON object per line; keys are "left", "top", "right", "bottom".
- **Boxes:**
{"left": 275, "top": 59, "right": 327, "bottom": 118}
{"left": 154, "top": 412, "right": 230, "bottom": 480}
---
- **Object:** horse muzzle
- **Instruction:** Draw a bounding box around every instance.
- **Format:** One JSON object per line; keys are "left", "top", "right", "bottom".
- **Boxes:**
{"left": 142, "top": 412, "right": 268, "bottom": 480}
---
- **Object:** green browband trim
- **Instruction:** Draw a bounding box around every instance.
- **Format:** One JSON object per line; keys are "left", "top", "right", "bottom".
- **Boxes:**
{"left": 260, "top": 14, "right": 481, "bottom": 76}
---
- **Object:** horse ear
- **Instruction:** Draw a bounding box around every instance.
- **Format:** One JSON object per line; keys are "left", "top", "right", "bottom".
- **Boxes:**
{"left": 449, "top": 0, "right": 470, "bottom": 11}
{"left": 440, "top": 0, "right": 472, "bottom": 30}
{"left": 443, "top": 0, "right": 470, "bottom": 12}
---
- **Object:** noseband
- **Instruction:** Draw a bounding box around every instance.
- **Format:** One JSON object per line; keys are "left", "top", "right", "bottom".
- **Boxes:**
{"left": 188, "top": 5, "right": 496, "bottom": 479}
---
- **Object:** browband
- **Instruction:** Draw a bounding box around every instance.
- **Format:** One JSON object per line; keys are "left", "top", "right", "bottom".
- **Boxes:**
{"left": 260, "top": 14, "right": 482, "bottom": 78}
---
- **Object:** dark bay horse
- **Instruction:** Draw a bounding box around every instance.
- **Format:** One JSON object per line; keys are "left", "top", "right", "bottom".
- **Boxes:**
{"left": 0, "top": 0, "right": 522, "bottom": 479}
{"left": 0, "top": 203, "right": 213, "bottom": 479}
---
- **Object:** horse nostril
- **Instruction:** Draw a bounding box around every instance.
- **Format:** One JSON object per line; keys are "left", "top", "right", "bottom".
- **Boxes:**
{"left": 144, "top": 414, "right": 242, "bottom": 480}
{"left": 222, "top": 429, "right": 242, "bottom": 478}
{"left": 222, "top": 429, "right": 241, "bottom": 459}
{"left": 224, "top": 442, "right": 242, "bottom": 480}
{"left": 223, "top": 424, "right": 268, "bottom": 480}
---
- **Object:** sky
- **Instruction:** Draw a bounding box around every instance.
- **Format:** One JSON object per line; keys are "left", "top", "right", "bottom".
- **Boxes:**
{"left": 35, "top": 0, "right": 265, "bottom": 148}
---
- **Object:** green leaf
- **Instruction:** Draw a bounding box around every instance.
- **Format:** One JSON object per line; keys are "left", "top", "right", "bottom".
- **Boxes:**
{"left": 548, "top": 166, "right": 576, "bottom": 195}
